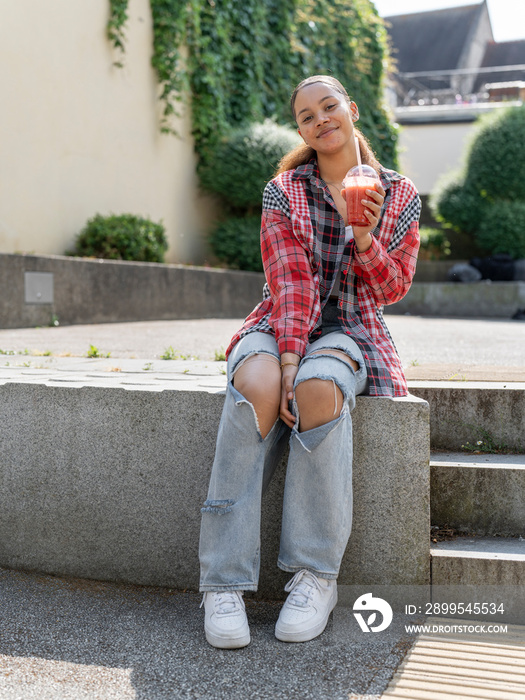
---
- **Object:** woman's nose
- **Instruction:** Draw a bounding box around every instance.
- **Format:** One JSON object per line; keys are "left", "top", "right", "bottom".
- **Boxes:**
{"left": 315, "top": 112, "right": 329, "bottom": 126}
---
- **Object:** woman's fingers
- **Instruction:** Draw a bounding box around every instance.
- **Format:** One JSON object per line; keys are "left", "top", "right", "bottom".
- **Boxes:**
{"left": 369, "top": 183, "right": 386, "bottom": 201}
{"left": 363, "top": 187, "right": 384, "bottom": 211}
{"left": 363, "top": 206, "right": 379, "bottom": 223}
{"left": 280, "top": 365, "right": 298, "bottom": 428}
{"left": 280, "top": 403, "right": 295, "bottom": 428}
{"left": 279, "top": 386, "right": 295, "bottom": 427}
{"left": 359, "top": 186, "right": 385, "bottom": 226}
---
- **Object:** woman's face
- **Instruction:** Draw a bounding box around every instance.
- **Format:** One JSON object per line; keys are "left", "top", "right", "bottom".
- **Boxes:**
{"left": 294, "top": 82, "right": 358, "bottom": 155}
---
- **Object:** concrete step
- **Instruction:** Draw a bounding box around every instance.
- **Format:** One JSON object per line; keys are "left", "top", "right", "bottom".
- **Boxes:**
{"left": 431, "top": 536, "right": 525, "bottom": 624}
{"left": 408, "top": 381, "right": 525, "bottom": 452}
{"left": 430, "top": 537, "right": 525, "bottom": 594}
{"left": 432, "top": 536, "right": 525, "bottom": 585}
{"left": 0, "top": 364, "right": 430, "bottom": 598}
{"left": 431, "top": 451, "right": 525, "bottom": 536}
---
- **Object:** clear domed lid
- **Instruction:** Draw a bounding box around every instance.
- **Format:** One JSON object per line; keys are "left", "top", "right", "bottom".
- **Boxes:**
{"left": 343, "top": 165, "right": 380, "bottom": 186}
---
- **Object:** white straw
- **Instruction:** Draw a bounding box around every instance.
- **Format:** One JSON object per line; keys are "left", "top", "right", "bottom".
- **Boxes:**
{"left": 355, "top": 136, "right": 363, "bottom": 176}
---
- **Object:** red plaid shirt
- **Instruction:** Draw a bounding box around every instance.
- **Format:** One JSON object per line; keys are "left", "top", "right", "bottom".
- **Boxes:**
{"left": 226, "top": 159, "right": 421, "bottom": 397}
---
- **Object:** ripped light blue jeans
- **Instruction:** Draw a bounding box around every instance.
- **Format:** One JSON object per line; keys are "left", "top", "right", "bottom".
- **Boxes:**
{"left": 198, "top": 327, "right": 368, "bottom": 592}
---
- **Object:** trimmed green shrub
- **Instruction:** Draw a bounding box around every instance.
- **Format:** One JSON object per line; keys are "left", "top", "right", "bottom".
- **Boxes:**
{"left": 466, "top": 106, "right": 525, "bottom": 202}
{"left": 199, "top": 120, "right": 301, "bottom": 210}
{"left": 68, "top": 214, "right": 168, "bottom": 262}
{"left": 431, "top": 176, "right": 488, "bottom": 236}
{"left": 477, "top": 201, "right": 525, "bottom": 259}
{"left": 432, "top": 105, "right": 525, "bottom": 258}
{"left": 209, "top": 215, "right": 263, "bottom": 272}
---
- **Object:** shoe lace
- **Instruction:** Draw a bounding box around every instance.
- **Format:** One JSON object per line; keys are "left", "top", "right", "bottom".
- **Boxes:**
{"left": 200, "top": 590, "right": 245, "bottom": 614}
{"left": 283, "top": 570, "right": 321, "bottom": 608}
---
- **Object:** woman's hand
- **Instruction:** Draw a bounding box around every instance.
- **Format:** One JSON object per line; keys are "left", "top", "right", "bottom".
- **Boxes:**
{"left": 353, "top": 184, "right": 386, "bottom": 252}
{"left": 279, "top": 354, "right": 300, "bottom": 428}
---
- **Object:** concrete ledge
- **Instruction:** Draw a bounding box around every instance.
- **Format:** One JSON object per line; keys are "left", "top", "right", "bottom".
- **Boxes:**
{"left": 431, "top": 452, "right": 525, "bottom": 536}
{"left": 431, "top": 537, "right": 525, "bottom": 623}
{"left": 408, "top": 381, "right": 525, "bottom": 452}
{"left": 386, "top": 281, "right": 525, "bottom": 317}
{"left": 0, "top": 253, "right": 265, "bottom": 329}
{"left": 0, "top": 369, "right": 430, "bottom": 597}
{"left": 4, "top": 253, "right": 525, "bottom": 330}
{"left": 412, "top": 260, "right": 466, "bottom": 283}
{"left": 432, "top": 537, "right": 525, "bottom": 587}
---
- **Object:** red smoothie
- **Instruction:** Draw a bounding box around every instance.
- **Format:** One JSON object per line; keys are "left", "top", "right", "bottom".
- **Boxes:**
{"left": 342, "top": 175, "right": 379, "bottom": 227}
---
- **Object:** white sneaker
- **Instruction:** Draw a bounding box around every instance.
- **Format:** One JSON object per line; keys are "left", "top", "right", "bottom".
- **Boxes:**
{"left": 275, "top": 569, "right": 337, "bottom": 643}
{"left": 201, "top": 590, "right": 250, "bottom": 649}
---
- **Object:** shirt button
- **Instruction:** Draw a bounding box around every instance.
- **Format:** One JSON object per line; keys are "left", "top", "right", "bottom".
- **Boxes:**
{"left": 339, "top": 302, "right": 343, "bottom": 308}
{"left": 342, "top": 269, "right": 348, "bottom": 275}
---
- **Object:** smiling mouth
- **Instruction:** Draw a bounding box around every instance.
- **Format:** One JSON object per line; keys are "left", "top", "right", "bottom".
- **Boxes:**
{"left": 318, "top": 127, "right": 338, "bottom": 138}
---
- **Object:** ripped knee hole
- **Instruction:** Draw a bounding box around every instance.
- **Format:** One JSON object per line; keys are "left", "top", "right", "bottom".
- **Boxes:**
{"left": 309, "top": 348, "right": 359, "bottom": 372}
{"left": 237, "top": 353, "right": 280, "bottom": 368}
{"left": 201, "top": 499, "right": 234, "bottom": 515}
{"left": 295, "top": 377, "right": 344, "bottom": 419}
{"left": 232, "top": 353, "right": 280, "bottom": 381}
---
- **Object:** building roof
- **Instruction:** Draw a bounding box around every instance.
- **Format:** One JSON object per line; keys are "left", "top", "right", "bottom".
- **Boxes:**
{"left": 473, "top": 40, "right": 525, "bottom": 91}
{"left": 385, "top": 3, "right": 485, "bottom": 75}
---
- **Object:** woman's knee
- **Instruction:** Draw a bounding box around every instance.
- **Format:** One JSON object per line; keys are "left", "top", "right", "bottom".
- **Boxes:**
{"left": 232, "top": 354, "right": 281, "bottom": 436}
{"left": 295, "top": 377, "right": 344, "bottom": 432}
{"left": 233, "top": 354, "right": 281, "bottom": 398}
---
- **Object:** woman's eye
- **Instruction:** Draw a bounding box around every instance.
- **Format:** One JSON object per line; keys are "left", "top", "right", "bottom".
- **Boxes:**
{"left": 302, "top": 115, "right": 312, "bottom": 123}
{"left": 326, "top": 104, "right": 336, "bottom": 110}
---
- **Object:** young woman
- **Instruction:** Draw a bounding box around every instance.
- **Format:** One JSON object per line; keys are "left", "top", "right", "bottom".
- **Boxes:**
{"left": 199, "top": 75, "right": 421, "bottom": 648}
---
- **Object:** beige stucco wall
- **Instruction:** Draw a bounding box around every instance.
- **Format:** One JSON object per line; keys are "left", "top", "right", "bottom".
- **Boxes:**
{"left": 397, "top": 121, "right": 474, "bottom": 196}
{"left": 0, "top": 0, "right": 215, "bottom": 263}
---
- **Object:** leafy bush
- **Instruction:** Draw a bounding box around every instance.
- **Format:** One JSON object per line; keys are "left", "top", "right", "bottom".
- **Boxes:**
{"left": 68, "top": 214, "right": 168, "bottom": 262}
{"left": 199, "top": 120, "right": 301, "bottom": 210}
{"left": 431, "top": 176, "right": 488, "bottom": 236}
{"left": 477, "top": 201, "right": 525, "bottom": 258}
{"left": 418, "top": 227, "right": 451, "bottom": 260}
{"left": 432, "top": 105, "right": 525, "bottom": 259}
{"left": 466, "top": 106, "right": 525, "bottom": 202}
{"left": 209, "top": 215, "right": 262, "bottom": 272}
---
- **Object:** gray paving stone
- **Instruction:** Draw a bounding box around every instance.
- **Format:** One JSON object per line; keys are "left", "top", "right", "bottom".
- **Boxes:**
{"left": 0, "top": 566, "right": 422, "bottom": 700}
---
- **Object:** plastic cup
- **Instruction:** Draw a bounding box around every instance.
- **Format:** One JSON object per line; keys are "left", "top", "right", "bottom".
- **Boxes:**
{"left": 342, "top": 165, "right": 380, "bottom": 227}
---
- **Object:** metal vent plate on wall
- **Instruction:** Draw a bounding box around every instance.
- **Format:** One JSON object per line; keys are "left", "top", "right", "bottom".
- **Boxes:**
{"left": 24, "top": 272, "right": 54, "bottom": 304}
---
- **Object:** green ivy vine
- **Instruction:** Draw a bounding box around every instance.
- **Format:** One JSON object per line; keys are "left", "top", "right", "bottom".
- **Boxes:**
{"left": 149, "top": 0, "right": 191, "bottom": 134}
{"left": 107, "top": 0, "right": 397, "bottom": 167}
{"left": 107, "top": 0, "right": 129, "bottom": 66}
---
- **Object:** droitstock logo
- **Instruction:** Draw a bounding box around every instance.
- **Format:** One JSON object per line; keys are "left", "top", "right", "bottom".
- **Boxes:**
{"left": 353, "top": 593, "right": 393, "bottom": 632}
